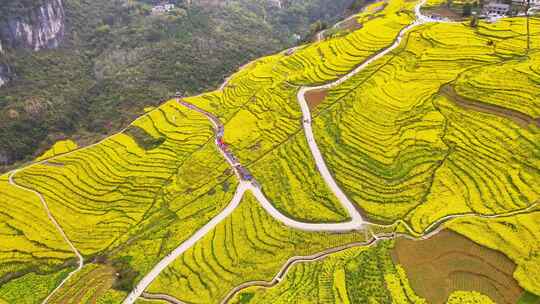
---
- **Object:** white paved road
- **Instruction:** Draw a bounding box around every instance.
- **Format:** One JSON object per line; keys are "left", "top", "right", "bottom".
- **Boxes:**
{"left": 122, "top": 182, "right": 249, "bottom": 304}
{"left": 295, "top": 0, "right": 446, "bottom": 231}
{"left": 122, "top": 1, "right": 453, "bottom": 302}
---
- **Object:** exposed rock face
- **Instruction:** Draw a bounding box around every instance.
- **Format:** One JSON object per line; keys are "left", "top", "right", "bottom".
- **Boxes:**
{"left": 0, "top": 38, "right": 7, "bottom": 88}
{"left": 0, "top": 0, "right": 65, "bottom": 51}
{"left": 0, "top": 150, "right": 9, "bottom": 166}
{"left": 0, "top": 63, "right": 11, "bottom": 87}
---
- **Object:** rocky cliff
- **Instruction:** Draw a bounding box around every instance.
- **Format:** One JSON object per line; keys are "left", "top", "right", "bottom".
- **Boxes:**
{"left": 0, "top": 0, "right": 65, "bottom": 87}
{"left": 0, "top": 0, "right": 65, "bottom": 51}
{"left": 0, "top": 63, "right": 11, "bottom": 87}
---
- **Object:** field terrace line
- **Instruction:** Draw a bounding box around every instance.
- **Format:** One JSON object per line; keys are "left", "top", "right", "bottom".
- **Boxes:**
{"left": 8, "top": 170, "right": 84, "bottom": 304}
{"left": 122, "top": 1, "right": 456, "bottom": 302}
{"left": 178, "top": 99, "right": 369, "bottom": 232}
{"left": 7, "top": 0, "right": 498, "bottom": 302}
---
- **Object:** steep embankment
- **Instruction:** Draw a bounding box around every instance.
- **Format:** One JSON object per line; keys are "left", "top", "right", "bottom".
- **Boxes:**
{"left": 0, "top": 0, "right": 65, "bottom": 89}
{"left": 0, "top": 0, "right": 65, "bottom": 51}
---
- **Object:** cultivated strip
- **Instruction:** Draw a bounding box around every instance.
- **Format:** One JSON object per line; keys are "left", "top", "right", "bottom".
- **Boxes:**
{"left": 122, "top": 182, "right": 249, "bottom": 304}
{"left": 219, "top": 202, "right": 538, "bottom": 303}
{"left": 8, "top": 170, "right": 84, "bottom": 304}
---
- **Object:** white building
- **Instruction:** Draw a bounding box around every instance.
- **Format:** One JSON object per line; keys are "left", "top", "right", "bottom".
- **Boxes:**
{"left": 151, "top": 3, "right": 175, "bottom": 15}
{"left": 512, "top": 0, "right": 540, "bottom": 5}
{"left": 483, "top": 0, "right": 510, "bottom": 15}
{"left": 267, "top": 0, "right": 283, "bottom": 8}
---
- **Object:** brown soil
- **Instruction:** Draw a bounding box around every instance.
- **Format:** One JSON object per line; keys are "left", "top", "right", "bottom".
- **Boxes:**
{"left": 305, "top": 89, "right": 328, "bottom": 110}
{"left": 249, "top": 141, "right": 262, "bottom": 151}
{"left": 440, "top": 84, "right": 540, "bottom": 129}
{"left": 51, "top": 264, "right": 116, "bottom": 304}
{"left": 392, "top": 230, "right": 523, "bottom": 304}
{"left": 423, "top": 6, "right": 462, "bottom": 19}
{"left": 338, "top": 17, "right": 363, "bottom": 32}
{"left": 42, "top": 161, "right": 65, "bottom": 167}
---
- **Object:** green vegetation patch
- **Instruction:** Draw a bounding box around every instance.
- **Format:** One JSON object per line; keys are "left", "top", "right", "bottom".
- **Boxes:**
{"left": 230, "top": 240, "right": 426, "bottom": 304}
{"left": 0, "top": 267, "right": 73, "bottom": 304}
{"left": 518, "top": 292, "right": 540, "bottom": 304}
{"left": 125, "top": 125, "right": 166, "bottom": 150}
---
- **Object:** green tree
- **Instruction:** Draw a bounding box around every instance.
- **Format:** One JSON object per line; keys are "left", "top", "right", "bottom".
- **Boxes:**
{"left": 463, "top": 3, "right": 472, "bottom": 16}
{"left": 470, "top": 14, "right": 479, "bottom": 26}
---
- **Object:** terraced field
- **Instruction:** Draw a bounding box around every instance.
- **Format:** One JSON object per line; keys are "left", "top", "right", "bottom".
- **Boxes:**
{"left": 47, "top": 264, "right": 116, "bottom": 304}
{"left": 1, "top": 0, "right": 539, "bottom": 302}
{"left": 0, "top": 267, "right": 73, "bottom": 304}
{"left": 0, "top": 175, "right": 75, "bottom": 303}
{"left": 13, "top": 100, "right": 230, "bottom": 255}
{"left": 1, "top": 99, "right": 241, "bottom": 303}
{"left": 228, "top": 241, "right": 424, "bottom": 304}
{"left": 146, "top": 193, "right": 368, "bottom": 303}
{"left": 313, "top": 17, "right": 540, "bottom": 223}
{"left": 393, "top": 230, "right": 523, "bottom": 303}
{"left": 448, "top": 211, "right": 540, "bottom": 295}
{"left": 177, "top": 0, "right": 440, "bottom": 223}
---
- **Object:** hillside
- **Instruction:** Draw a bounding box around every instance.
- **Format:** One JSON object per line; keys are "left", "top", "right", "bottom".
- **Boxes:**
{"left": 0, "top": 0, "right": 359, "bottom": 171}
{"left": 0, "top": 0, "right": 539, "bottom": 303}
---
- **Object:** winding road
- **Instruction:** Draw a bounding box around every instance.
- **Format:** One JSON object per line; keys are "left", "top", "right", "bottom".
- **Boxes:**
{"left": 11, "top": 1, "right": 528, "bottom": 303}
{"left": 122, "top": 182, "right": 249, "bottom": 304}
{"left": 122, "top": 1, "right": 452, "bottom": 303}
{"left": 295, "top": 0, "right": 441, "bottom": 229}
{"left": 178, "top": 99, "right": 367, "bottom": 233}
{"left": 141, "top": 292, "right": 187, "bottom": 304}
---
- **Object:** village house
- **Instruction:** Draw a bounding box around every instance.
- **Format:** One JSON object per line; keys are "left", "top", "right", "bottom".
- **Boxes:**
{"left": 512, "top": 0, "right": 540, "bottom": 6}
{"left": 151, "top": 3, "right": 175, "bottom": 15}
{"left": 483, "top": 0, "right": 510, "bottom": 15}
{"left": 501, "top": 0, "right": 540, "bottom": 16}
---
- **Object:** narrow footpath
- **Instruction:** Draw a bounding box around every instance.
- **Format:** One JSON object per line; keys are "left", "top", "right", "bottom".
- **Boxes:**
{"left": 8, "top": 171, "right": 84, "bottom": 304}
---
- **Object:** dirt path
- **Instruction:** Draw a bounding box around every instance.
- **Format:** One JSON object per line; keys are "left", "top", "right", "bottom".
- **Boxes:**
{"left": 141, "top": 292, "right": 187, "bottom": 304}
{"left": 440, "top": 84, "right": 540, "bottom": 128}
{"left": 8, "top": 170, "right": 84, "bottom": 304}
{"left": 220, "top": 202, "right": 538, "bottom": 303}
{"left": 219, "top": 239, "right": 378, "bottom": 304}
